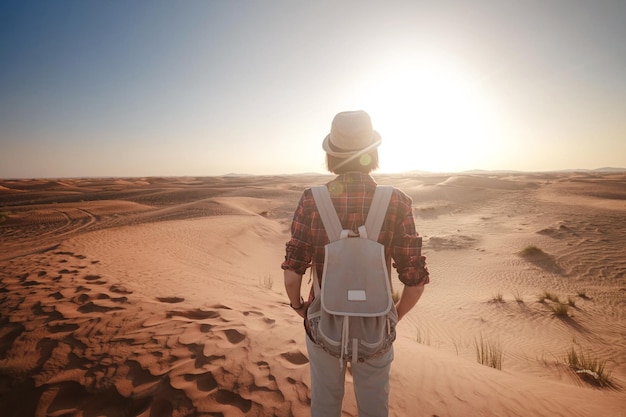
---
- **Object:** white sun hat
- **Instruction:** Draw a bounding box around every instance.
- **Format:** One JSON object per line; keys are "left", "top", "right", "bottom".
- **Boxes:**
{"left": 322, "top": 110, "right": 382, "bottom": 159}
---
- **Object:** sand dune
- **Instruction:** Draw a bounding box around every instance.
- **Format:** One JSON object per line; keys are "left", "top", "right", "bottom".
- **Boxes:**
{"left": 1, "top": 173, "right": 625, "bottom": 416}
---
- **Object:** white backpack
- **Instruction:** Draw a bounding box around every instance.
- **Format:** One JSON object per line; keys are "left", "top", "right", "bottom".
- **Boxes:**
{"left": 307, "top": 185, "right": 398, "bottom": 368}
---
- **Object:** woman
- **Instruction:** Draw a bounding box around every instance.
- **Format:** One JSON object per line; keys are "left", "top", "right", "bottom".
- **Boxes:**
{"left": 282, "top": 110, "right": 429, "bottom": 417}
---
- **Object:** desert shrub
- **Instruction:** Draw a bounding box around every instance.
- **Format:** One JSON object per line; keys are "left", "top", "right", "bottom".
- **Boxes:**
{"left": 566, "top": 347, "right": 614, "bottom": 388}
{"left": 519, "top": 245, "right": 545, "bottom": 257}
{"left": 475, "top": 335, "right": 503, "bottom": 370}
{"left": 567, "top": 297, "right": 576, "bottom": 307}
{"left": 491, "top": 292, "right": 504, "bottom": 303}
{"left": 513, "top": 290, "right": 524, "bottom": 303}
{"left": 519, "top": 245, "right": 563, "bottom": 274}
{"left": 0, "top": 211, "right": 10, "bottom": 223}
{"left": 551, "top": 302, "right": 569, "bottom": 318}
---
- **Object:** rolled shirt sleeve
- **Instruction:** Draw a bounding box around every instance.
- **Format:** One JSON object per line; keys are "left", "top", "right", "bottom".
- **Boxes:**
{"left": 390, "top": 194, "right": 429, "bottom": 287}
{"left": 282, "top": 194, "right": 313, "bottom": 276}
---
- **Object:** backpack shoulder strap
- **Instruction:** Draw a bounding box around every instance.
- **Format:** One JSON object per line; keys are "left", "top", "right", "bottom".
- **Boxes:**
{"left": 311, "top": 185, "right": 343, "bottom": 242}
{"left": 364, "top": 185, "right": 394, "bottom": 242}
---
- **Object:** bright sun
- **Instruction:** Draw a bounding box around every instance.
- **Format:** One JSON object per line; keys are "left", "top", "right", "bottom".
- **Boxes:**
{"left": 354, "top": 58, "right": 502, "bottom": 173}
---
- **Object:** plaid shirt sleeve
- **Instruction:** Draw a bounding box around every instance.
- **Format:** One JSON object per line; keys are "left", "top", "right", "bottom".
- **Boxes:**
{"left": 282, "top": 191, "right": 314, "bottom": 275}
{"left": 388, "top": 191, "right": 430, "bottom": 286}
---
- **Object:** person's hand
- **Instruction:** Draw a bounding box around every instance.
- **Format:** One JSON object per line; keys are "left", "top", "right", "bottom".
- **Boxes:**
{"left": 293, "top": 301, "right": 309, "bottom": 319}
{"left": 396, "top": 283, "right": 425, "bottom": 321}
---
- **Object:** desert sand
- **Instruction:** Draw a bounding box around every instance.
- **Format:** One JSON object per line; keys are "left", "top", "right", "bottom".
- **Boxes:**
{"left": 1, "top": 172, "right": 625, "bottom": 417}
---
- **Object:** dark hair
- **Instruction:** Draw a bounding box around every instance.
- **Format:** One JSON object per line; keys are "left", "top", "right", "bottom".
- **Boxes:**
{"left": 326, "top": 149, "right": 379, "bottom": 174}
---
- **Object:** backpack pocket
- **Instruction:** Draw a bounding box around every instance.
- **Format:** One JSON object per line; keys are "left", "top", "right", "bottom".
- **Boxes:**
{"left": 307, "top": 299, "right": 398, "bottom": 361}
{"left": 356, "top": 308, "right": 398, "bottom": 357}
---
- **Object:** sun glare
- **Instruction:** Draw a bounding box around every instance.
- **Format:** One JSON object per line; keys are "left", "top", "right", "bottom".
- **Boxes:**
{"left": 355, "top": 59, "right": 502, "bottom": 173}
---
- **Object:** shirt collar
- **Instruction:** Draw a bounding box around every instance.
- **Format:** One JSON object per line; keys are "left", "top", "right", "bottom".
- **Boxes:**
{"left": 333, "top": 172, "right": 377, "bottom": 186}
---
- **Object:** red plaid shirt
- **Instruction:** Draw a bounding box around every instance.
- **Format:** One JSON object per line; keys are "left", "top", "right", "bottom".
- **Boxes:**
{"left": 282, "top": 172, "right": 429, "bottom": 289}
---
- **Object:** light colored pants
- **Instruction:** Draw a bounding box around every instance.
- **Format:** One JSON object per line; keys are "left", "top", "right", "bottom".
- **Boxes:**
{"left": 306, "top": 335, "right": 394, "bottom": 417}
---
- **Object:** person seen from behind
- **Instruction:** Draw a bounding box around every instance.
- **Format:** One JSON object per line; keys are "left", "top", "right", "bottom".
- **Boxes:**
{"left": 282, "top": 110, "right": 429, "bottom": 417}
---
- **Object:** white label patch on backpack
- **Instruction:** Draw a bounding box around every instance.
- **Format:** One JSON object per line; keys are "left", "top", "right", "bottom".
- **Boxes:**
{"left": 306, "top": 185, "right": 398, "bottom": 367}
{"left": 347, "top": 290, "right": 366, "bottom": 301}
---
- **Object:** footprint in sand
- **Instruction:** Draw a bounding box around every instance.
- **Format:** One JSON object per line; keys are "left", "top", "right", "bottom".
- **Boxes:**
{"left": 0, "top": 324, "right": 25, "bottom": 357}
{"left": 223, "top": 329, "right": 246, "bottom": 344}
{"left": 49, "top": 291, "right": 64, "bottom": 300}
{"left": 110, "top": 284, "right": 132, "bottom": 294}
{"left": 243, "top": 310, "right": 276, "bottom": 329}
{"left": 286, "top": 376, "right": 311, "bottom": 405}
{"left": 166, "top": 308, "right": 220, "bottom": 320}
{"left": 185, "top": 343, "right": 226, "bottom": 368}
{"left": 74, "top": 293, "right": 90, "bottom": 304}
{"left": 168, "top": 307, "right": 249, "bottom": 348}
{"left": 83, "top": 275, "right": 107, "bottom": 285}
{"left": 96, "top": 293, "right": 128, "bottom": 303}
{"left": 31, "top": 301, "right": 63, "bottom": 322}
{"left": 48, "top": 323, "right": 79, "bottom": 333}
{"left": 214, "top": 390, "right": 253, "bottom": 413}
{"left": 84, "top": 275, "right": 101, "bottom": 281}
{"left": 199, "top": 323, "right": 214, "bottom": 333}
{"left": 157, "top": 296, "right": 185, "bottom": 303}
{"left": 249, "top": 360, "right": 280, "bottom": 393}
{"left": 54, "top": 251, "right": 86, "bottom": 260}
{"left": 279, "top": 350, "right": 309, "bottom": 366}
{"left": 184, "top": 371, "right": 219, "bottom": 392}
{"left": 77, "top": 302, "right": 124, "bottom": 314}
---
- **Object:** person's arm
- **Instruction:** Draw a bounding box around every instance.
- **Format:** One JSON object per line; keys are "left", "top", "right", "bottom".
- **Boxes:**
{"left": 391, "top": 192, "right": 428, "bottom": 321}
{"left": 282, "top": 191, "right": 313, "bottom": 319}
{"left": 395, "top": 282, "right": 425, "bottom": 321}
{"left": 284, "top": 269, "right": 309, "bottom": 318}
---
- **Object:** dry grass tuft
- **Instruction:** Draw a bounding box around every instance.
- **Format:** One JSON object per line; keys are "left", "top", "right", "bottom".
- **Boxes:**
{"left": 551, "top": 302, "right": 569, "bottom": 318}
{"left": 543, "top": 291, "right": 559, "bottom": 303}
{"left": 475, "top": 335, "right": 503, "bottom": 370}
{"left": 416, "top": 328, "right": 431, "bottom": 345}
{"left": 490, "top": 292, "right": 504, "bottom": 303}
{"left": 566, "top": 346, "right": 615, "bottom": 388}
{"left": 259, "top": 274, "right": 274, "bottom": 290}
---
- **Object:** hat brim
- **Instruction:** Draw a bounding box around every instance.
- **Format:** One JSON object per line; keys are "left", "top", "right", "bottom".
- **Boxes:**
{"left": 322, "top": 131, "right": 382, "bottom": 158}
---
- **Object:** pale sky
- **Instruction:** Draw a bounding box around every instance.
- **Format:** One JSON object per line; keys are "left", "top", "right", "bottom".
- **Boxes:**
{"left": 1, "top": 0, "right": 625, "bottom": 178}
